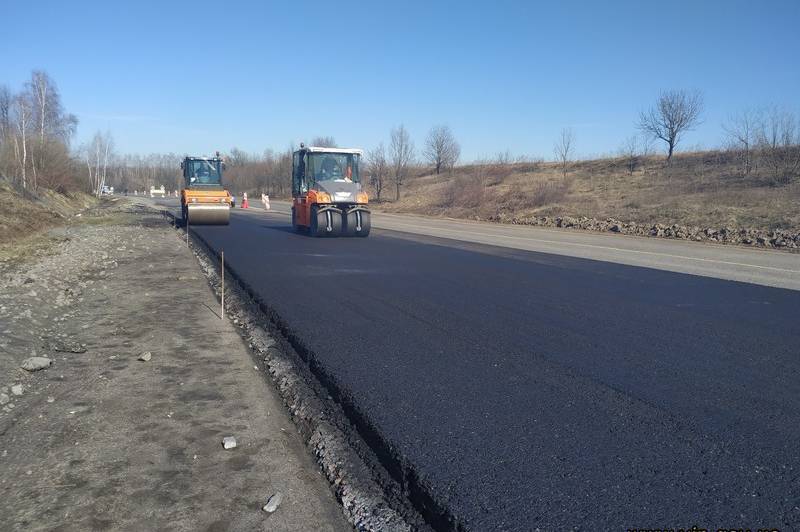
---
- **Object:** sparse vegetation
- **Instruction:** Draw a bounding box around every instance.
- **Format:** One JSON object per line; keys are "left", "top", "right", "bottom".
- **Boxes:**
{"left": 0, "top": 178, "right": 98, "bottom": 262}
{"left": 375, "top": 147, "right": 800, "bottom": 232}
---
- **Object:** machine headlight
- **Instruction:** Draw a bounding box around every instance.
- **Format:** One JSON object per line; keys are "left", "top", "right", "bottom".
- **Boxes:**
{"left": 316, "top": 192, "right": 331, "bottom": 204}
{"left": 191, "top": 197, "right": 198, "bottom": 203}
{"left": 356, "top": 192, "right": 369, "bottom": 204}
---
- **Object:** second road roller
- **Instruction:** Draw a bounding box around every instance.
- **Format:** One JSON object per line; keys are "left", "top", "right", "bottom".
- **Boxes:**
{"left": 180, "top": 153, "right": 232, "bottom": 225}
{"left": 290, "top": 144, "right": 370, "bottom": 237}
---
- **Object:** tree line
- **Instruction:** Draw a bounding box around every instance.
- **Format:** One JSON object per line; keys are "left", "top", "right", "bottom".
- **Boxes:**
{"left": 0, "top": 71, "right": 79, "bottom": 192}
{"left": 1, "top": 70, "right": 798, "bottom": 199}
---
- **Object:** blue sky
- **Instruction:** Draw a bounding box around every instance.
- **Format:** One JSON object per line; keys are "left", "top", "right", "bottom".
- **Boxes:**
{"left": 2, "top": 0, "right": 799, "bottom": 161}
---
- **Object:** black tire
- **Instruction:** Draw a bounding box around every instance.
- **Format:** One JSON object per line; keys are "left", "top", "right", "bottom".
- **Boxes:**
{"left": 182, "top": 204, "right": 188, "bottom": 226}
{"left": 329, "top": 209, "right": 343, "bottom": 236}
{"left": 311, "top": 205, "right": 341, "bottom": 237}
{"left": 344, "top": 210, "right": 371, "bottom": 237}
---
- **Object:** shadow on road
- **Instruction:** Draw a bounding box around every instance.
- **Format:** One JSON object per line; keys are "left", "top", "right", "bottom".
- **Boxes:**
{"left": 257, "top": 224, "right": 304, "bottom": 235}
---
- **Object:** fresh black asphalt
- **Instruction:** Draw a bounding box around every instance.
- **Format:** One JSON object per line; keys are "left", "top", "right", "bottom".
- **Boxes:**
{"left": 185, "top": 207, "right": 800, "bottom": 530}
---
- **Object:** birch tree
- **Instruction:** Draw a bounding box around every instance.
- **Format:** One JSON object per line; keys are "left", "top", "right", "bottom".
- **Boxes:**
{"left": 24, "top": 72, "right": 76, "bottom": 188}
{"left": 12, "top": 92, "right": 33, "bottom": 189}
{"left": 0, "top": 71, "right": 77, "bottom": 191}
{"left": 84, "top": 131, "right": 114, "bottom": 196}
{"left": 27, "top": 71, "right": 76, "bottom": 143}
{"left": 0, "top": 86, "right": 11, "bottom": 179}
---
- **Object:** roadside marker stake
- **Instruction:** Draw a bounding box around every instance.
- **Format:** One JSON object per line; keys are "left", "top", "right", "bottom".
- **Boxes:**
{"left": 221, "top": 250, "right": 225, "bottom": 320}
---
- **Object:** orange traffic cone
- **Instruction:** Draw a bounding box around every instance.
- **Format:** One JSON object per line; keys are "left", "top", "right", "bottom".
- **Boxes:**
{"left": 242, "top": 192, "right": 249, "bottom": 209}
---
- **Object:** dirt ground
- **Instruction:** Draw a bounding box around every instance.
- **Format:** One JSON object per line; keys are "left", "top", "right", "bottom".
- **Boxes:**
{"left": 0, "top": 200, "right": 350, "bottom": 531}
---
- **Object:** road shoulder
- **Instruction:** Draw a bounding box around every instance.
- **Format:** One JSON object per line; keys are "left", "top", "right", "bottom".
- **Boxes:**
{"left": 0, "top": 200, "right": 350, "bottom": 531}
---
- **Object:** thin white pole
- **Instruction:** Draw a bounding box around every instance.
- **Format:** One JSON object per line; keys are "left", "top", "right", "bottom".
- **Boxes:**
{"left": 221, "top": 250, "right": 225, "bottom": 319}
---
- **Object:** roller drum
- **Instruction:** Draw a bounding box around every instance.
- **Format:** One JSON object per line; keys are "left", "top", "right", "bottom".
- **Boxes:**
{"left": 186, "top": 204, "right": 230, "bottom": 225}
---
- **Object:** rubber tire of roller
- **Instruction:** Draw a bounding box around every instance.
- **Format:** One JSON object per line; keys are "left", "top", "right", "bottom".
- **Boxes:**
{"left": 355, "top": 210, "right": 371, "bottom": 237}
{"left": 344, "top": 210, "right": 370, "bottom": 237}
{"left": 310, "top": 205, "right": 341, "bottom": 237}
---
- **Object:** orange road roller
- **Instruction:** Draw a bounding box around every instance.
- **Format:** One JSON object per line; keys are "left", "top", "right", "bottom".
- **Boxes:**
{"left": 291, "top": 144, "right": 370, "bottom": 237}
{"left": 180, "top": 153, "right": 232, "bottom": 225}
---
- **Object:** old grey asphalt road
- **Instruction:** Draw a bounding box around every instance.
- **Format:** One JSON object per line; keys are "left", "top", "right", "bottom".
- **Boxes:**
{"left": 158, "top": 198, "right": 800, "bottom": 530}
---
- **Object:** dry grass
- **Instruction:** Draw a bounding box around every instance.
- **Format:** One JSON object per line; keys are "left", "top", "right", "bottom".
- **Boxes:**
{"left": 376, "top": 150, "right": 800, "bottom": 230}
{"left": 0, "top": 180, "right": 98, "bottom": 262}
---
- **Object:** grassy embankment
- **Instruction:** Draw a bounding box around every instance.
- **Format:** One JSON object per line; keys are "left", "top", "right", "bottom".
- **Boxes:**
{"left": 0, "top": 180, "right": 100, "bottom": 264}
{"left": 377, "top": 150, "right": 800, "bottom": 232}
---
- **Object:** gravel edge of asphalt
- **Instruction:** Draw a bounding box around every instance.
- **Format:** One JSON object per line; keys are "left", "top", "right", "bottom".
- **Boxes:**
{"left": 168, "top": 213, "right": 431, "bottom": 532}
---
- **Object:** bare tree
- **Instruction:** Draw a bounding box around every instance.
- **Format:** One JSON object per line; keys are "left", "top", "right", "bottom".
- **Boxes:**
{"left": 366, "top": 142, "right": 388, "bottom": 202}
{"left": 423, "top": 125, "right": 460, "bottom": 174}
{"left": 723, "top": 108, "right": 760, "bottom": 176}
{"left": 30, "top": 71, "right": 52, "bottom": 145}
{"left": 553, "top": 128, "right": 574, "bottom": 178}
{"left": 0, "top": 72, "right": 81, "bottom": 192}
{"left": 755, "top": 107, "right": 800, "bottom": 185}
{"left": 26, "top": 71, "right": 77, "bottom": 189}
{"left": 389, "top": 124, "right": 414, "bottom": 201}
{"left": 0, "top": 85, "right": 11, "bottom": 141}
{"left": 311, "top": 136, "right": 337, "bottom": 148}
{"left": 494, "top": 150, "right": 513, "bottom": 165}
{"left": 619, "top": 134, "right": 651, "bottom": 175}
{"left": 227, "top": 147, "right": 251, "bottom": 167}
{"left": 638, "top": 89, "right": 704, "bottom": 162}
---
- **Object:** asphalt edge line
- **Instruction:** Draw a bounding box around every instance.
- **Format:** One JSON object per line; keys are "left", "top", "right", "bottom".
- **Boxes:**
{"left": 165, "top": 210, "right": 436, "bottom": 532}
